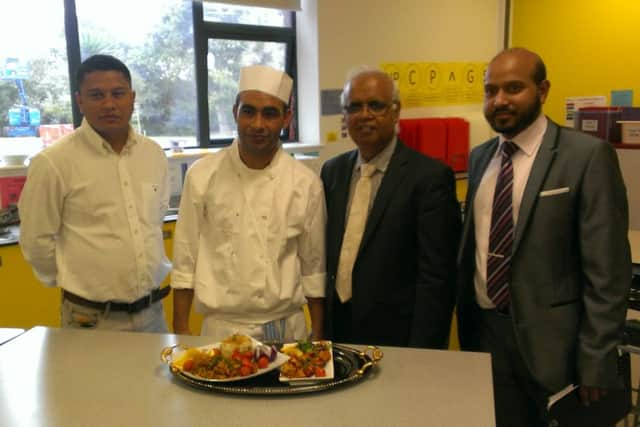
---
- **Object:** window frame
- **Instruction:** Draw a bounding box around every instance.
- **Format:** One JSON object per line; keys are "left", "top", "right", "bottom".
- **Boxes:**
{"left": 192, "top": 1, "right": 297, "bottom": 147}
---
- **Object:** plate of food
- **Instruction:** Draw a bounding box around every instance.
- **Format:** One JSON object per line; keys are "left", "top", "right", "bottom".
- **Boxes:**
{"left": 279, "top": 340, "right": 334, "bottom": 383}
{"left": 167, "top": 334, "right": 289, "bottom": 383}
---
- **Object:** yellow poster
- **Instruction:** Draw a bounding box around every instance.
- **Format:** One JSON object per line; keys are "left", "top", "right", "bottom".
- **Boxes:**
{"left": 381, "top": 61, "right": 487, "bottom": 108}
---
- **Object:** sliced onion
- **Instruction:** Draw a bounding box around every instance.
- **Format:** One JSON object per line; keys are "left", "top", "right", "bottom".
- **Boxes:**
{"left": 254, "top": 344, "right": 279, "bottom": 362}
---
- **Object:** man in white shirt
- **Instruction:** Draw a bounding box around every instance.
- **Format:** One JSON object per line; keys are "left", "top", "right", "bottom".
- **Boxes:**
{"left": 19, "top": 55, "right": 171, "bottom": 332}
{"left": 172, "top": 65, "right": 326, "bottom": 342}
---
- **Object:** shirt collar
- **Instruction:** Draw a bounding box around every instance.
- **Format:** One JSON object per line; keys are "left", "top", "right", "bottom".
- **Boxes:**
{"left": 356, "top": 136, "right": 397, "bottom": 174}
{"left": 229, "top": 139, "right": 282, "bottom": 178}
{"left": 498, "top": 113, "right": 547, "bottom": 158}
{"left": 80, "top": 118, "right": 136, "bottom": 155}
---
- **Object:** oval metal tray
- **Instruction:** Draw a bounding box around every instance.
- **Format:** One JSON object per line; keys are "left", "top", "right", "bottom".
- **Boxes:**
{"left": 161, "top": 343, "right": 383, "bottom": 395}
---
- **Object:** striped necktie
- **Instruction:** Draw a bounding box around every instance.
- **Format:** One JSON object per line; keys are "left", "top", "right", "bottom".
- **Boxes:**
{"left": 487, "top": 141, "right": 518, "bottom": 312}
{"left": 335, "top": 163, "right": 376, "bottom": 303}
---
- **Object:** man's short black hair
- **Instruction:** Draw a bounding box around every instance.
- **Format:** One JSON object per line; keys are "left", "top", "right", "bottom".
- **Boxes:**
{"left": 76, "top": 54, "right": 132, "bottom": 88}
{"left": 532, "top": 57, "right": 547, "bottom": 85}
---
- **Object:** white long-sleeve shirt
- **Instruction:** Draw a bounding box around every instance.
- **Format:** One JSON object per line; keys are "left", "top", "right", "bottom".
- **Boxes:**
{"left": 171, "top": 141, "right": 326, "bottom": 324}
{"left": 18, "top": 119, "right": 171, "bottom": 302}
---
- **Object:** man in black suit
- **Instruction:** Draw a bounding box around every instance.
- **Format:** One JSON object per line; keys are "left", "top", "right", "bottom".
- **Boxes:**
{"left": 321, "top": 68, "right": 461, "bottom": 348}
{"left": 457, "top": 48, "right": 631, "bottom": 426}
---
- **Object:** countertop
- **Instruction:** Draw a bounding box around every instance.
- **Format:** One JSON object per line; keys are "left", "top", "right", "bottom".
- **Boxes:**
{"left": 0, "top": 327, "right": 24, "bottom": 345}
{"left": 0, "top": 327, "right": 495, "bottom": 427}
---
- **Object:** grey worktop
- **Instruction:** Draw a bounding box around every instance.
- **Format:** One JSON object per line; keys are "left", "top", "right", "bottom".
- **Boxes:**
{"left": 0, "top": 327, "right": 495, "bottom": 427}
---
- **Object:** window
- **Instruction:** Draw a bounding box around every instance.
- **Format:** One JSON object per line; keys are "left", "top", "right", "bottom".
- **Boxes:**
{"left": 75, "top": 0, "right": 197, "bottom": 148}
{"left": 0, "top": 0, "right": 298, "bottom": 155}
{"left": 0, "top": 0, "right": 70, "bottom": 158}
{"left": 194, "top": 1, "right": 297, "bottom": 146}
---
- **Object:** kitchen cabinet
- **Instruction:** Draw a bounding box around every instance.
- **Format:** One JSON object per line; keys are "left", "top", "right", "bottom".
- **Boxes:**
{"left": 0, "top": 221, "right": 204, "bottom": 334}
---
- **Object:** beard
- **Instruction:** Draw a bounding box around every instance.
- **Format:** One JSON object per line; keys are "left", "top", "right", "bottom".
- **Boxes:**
{"left": 486, "top": 95, "right": 542, "bottom": 137}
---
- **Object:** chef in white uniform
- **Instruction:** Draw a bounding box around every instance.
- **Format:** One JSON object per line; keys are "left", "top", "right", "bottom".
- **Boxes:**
{"left": 171, "top": 65, "right": 326, "bottom": 342}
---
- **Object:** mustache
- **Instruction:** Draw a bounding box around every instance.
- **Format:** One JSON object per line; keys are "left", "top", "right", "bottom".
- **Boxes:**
{"left": 492, "top": 106, "right": 514, "bottom": 115}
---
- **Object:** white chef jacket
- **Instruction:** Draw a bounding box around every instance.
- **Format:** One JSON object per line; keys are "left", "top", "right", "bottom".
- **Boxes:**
{"left": 18, "top": 118, "right": 171, "bottom": 302}
{"left": 172, "top": 140, "right": 326, "bottom": 324}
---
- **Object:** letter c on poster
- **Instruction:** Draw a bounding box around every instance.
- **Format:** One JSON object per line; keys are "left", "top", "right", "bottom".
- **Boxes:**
{"left": 406, "top": 64, "right": 419, "bottom": 91}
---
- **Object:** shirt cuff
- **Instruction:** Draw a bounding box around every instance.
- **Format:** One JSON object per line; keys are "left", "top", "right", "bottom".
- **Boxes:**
{"left": 170, "top": 270, "right": 195, "bottom": 290}
{"left": 301, "top": 272, "right": 326, "bottom": 298}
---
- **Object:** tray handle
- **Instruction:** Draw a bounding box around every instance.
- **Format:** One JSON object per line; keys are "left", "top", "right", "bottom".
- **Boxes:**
{"left": 357, "top": 346, "right": 384, "bottom": 375}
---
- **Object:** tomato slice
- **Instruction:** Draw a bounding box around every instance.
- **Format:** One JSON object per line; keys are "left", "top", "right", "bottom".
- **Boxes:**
{"left": 257, "top": 355, "right": 269, "bottom": 369}
{"left": 182, "top": 359, "right": 194, "bottom": 372}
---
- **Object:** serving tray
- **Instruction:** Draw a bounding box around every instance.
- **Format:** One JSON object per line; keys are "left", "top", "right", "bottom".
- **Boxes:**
{"left": 161, "top": 343, "right": 383, "bottom": 395}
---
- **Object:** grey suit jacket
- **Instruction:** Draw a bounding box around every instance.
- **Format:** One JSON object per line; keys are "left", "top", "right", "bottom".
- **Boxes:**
{"left": 457, "top": 118, "right": 631, "bottom": 392}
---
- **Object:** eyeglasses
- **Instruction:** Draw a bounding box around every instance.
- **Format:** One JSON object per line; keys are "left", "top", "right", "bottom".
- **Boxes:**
{"left": 344, "top": 100, "right": 395, "bottom": 116}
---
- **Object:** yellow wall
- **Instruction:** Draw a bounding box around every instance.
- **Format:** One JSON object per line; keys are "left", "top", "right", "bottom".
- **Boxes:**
{"left": 511, "top": 0, "right": 640, "bottom": 124}
{"left": 0, "top": 222, "right": 203, "bottom": 334}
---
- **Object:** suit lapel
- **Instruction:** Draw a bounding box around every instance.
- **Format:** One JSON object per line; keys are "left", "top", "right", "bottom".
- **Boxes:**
{"left": 458, "top": 138, "right": 498, "bottom": 262}
{"left": 467, "top": 138, "right": 499, "bottom": 208}
{"left": 512, "top": 120, "right": 559, "bottom": 253}
{"left": 359, "top": 142, "right": 409, "bottom": 252}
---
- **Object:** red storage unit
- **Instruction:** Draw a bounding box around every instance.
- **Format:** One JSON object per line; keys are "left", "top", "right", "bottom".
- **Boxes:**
{"left": 417, "top": 118, "right": 447, "bottom": 164}
{"left": 398, "top": 118, "right": 421, "bottom": 151}
{"left": 445, "top": 117, "right": 469, "bottom": 172}
{"left": 399, "top": 117, "right": 469, "bottom": 172}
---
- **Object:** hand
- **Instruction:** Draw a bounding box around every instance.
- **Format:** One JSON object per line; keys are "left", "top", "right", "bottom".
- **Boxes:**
{"left": 578, "top": 385, "right": 608, "bottom": 406}
{"left": 173, "top": 324, "right": 193, "bottom": 336}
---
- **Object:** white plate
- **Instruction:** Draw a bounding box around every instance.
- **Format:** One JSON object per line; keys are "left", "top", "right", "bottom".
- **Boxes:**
{"left": 172, "top": 339, "right": 289, "bottom": 383}
{"left": 279, "top": 341, "right": 334, "bottom": 383}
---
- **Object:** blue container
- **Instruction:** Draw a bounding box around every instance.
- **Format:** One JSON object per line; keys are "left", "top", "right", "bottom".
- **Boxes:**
{"left": 29, "top": 109, "right": 40, "bottom": 126}
{"left": 8, "top": 108, "right": 21, "bottom": 126}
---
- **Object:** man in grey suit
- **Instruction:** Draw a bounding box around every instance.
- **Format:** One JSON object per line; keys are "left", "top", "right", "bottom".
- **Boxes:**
{"left": 322, "top": 68, "right": 460, "bottom": 348}
{"left": 457, "top": 48, "right": 631, "bottom": 426}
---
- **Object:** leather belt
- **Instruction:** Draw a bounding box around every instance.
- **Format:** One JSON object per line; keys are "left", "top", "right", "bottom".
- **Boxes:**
{"left": 62, "top": 286, "right": 171, "bottom": 314}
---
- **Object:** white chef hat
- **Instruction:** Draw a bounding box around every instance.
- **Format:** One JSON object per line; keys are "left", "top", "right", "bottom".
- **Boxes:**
{"left": 238, "top": 65, "right": 293, "bottom": 104}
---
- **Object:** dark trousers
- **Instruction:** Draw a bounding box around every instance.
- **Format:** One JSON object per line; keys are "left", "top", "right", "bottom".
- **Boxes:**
{"left": 479, "top": 309, "right": 550, "bottom": 427}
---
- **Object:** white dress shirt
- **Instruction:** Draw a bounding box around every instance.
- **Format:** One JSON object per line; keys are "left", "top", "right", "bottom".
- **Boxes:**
{"left": 172, "top": 141, "right": 326, "bottom": 324}
{"left": 18, "top": 118, "right": 171, "bottom": 302}
{"left": 473, "top": 114, "right": 547, "bottom": 308}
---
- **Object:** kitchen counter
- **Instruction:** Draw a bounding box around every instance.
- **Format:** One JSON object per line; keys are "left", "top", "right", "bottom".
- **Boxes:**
{"left": 0, "top": 327, "right": 495, "bottom": 427}
{"left": 0, "top": 327, "right": 24, "bottom": 345}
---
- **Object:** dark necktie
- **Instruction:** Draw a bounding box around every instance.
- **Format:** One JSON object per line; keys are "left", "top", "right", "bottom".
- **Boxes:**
{"left": 487, "top": 141, "right": 518, "bottom": 312}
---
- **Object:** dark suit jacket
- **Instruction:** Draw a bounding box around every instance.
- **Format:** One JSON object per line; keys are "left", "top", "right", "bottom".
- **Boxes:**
{"left": 321, "top": 140, "right": 461, "bottom": 348}
{"left": 457, "top": 118, "right": 631, "bottom": 392}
